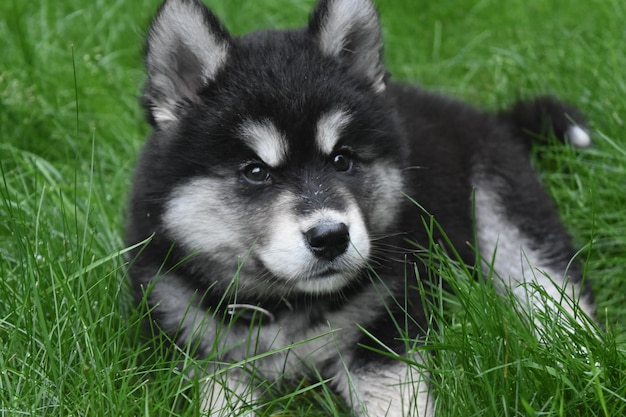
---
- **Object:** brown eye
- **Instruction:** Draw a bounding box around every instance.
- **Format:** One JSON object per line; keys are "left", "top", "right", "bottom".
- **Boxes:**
{"left": 242, "top": 163, "right": 271, "bottom": 184}
{"left": 332, "top": 150, "right": 353, "bottom": 172}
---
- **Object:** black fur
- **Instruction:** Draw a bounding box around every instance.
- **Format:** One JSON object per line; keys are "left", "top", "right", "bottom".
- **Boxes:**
{"left": 126, "top": 0, "right": 594, "bottom": 415}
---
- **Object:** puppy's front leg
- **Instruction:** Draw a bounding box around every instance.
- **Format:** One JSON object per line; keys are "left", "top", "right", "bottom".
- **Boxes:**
{"left": 201, "top": 367, "right": 257, "bottom": 417}
{"left": 339, "top": 356, "right": 434, "bottom": 417}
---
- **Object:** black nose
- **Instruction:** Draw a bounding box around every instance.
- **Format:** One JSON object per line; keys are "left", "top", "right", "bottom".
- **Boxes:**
{"left": 304, "top": 223, "right": 350, "bottom": 261}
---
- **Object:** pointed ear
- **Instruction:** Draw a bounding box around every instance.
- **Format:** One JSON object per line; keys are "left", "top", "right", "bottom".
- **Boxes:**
{"left": 308, "top": 0, "right": 385, "bottom": 93}
{"left": 142, "top": 0, "right": 231, "bottom": 128}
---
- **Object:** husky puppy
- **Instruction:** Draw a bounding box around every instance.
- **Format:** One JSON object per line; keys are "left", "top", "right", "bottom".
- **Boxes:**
{"left": 126, "top": 0, "right": 595, "bottom": 415}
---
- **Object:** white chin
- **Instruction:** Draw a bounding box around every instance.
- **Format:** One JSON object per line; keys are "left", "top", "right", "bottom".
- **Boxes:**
{"left": 293, "top": 272, "right": 358, "bottom": 294}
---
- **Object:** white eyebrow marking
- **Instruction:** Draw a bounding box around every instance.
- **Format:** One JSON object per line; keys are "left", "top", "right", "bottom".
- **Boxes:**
{"left": 316, "top": 109, "right": 352, "bottom": 154}
{"left": 239, "top": 120, "right": 288, "bottom": 167}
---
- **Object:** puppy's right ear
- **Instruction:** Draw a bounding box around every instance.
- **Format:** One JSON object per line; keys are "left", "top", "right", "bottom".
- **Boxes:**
{"left": 308, "top": 0, "right": 385, "bottom": 94}
{"left": 142, "top": 0, "right": 231, "bottom": 128}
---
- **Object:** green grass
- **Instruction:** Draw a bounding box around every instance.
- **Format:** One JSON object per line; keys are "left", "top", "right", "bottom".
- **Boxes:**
{"left": 1, "top": 0, "right": 625, "bottom": 415}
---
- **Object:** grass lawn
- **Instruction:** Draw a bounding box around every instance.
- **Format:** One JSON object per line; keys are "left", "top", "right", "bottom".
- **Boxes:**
{"left": 1, "top": 0, "right": 625, "bottom": 415}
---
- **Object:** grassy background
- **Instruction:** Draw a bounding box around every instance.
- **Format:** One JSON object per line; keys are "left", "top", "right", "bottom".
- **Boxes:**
{"left": 1, "top": 0, "right": 625, "bottom": 415}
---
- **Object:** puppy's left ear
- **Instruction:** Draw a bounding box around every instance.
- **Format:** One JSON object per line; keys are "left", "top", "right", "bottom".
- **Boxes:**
{"left": 308, "top": 0, "right": 385, "bottom": 93}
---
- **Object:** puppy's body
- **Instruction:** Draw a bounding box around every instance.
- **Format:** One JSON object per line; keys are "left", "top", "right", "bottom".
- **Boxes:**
{"left": 126, "top": 0, "right": 594, "bottom": 415}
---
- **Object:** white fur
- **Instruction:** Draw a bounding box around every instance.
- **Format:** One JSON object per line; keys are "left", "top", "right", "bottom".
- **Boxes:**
{"left": 164, "top": 178, "right": 371, "bottom": 295}
{"left": 566, "top": 125, "right": 592, "bottom": 148}
{"left": 473, "top": 184, "right": 593, "bottom": 319}
{"left": 153, "top": 105, "right": 179, "bottom": 125}
{"left": 344, "top": 359, "right": 433, "bottom": 417}
{"left": 201, "top": 370, "right": 256, "bottom": 417}
{"left": 316, "top": 109, "right": 352, "bottom": 154}
{"left": 239, "top": 119, "right": 289, "bottom": 167}
{"left": 149, "top": 276, "right": 219, "bottom": 354}
{"left": 163, "top": 177, "right": 244, "bottom": 261}
{"left": 146, "top": 0, "right": 229, "bottom": 126}
{"left": 318, "top": 0, "right": 375, "bottom": 55}
{"left": 257, "top": 197, "right": 371, "bottom": 294}
{"left": 316, "top": 0, "right": 385, "bottom": 93}
{"left": 150, "top": 0, "right": 228, "bottom": 83}
{"left": 368, "top": 164, "right": 405, "bottom": 233}
{"left": 197, "top": 282, "right": 398, "bottom": 416}
{"left": 256, "top": 284, "right": 387, "bottom": 375}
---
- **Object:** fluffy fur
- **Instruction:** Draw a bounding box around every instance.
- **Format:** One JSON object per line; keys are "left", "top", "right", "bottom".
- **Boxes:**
{"left": 126, "top": 0, "right": 595, "bottom": 415}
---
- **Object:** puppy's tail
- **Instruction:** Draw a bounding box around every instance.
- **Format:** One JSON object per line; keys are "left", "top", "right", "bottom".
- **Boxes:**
{"left": 498, "top": 96, "right": 592, "bottom": 150}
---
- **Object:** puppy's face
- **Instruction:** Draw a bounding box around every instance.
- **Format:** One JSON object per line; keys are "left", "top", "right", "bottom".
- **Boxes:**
{"left": 161, "top": 101, "right": 404, "bottom": 296}
{"left": 140, "top": 0, "right": 405, "bottom": 296}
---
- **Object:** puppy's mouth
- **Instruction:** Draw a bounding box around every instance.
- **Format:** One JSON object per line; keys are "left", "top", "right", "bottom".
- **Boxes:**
{"left": 294, "top": 268, "right": 360, "bottom": 294}
{"left": 311, "top": 268, "right": 340, "bottom": 279}
{"left": 308, "top": 257, "right": 364, "bottom": 278}
{"left": 308, "top": 266, "right": 345, "bottom": 281}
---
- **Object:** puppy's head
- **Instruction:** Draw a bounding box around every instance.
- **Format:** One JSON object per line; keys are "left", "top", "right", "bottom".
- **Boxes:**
{"left": 133, "top": 0, "right": 405, "bottom": 297}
